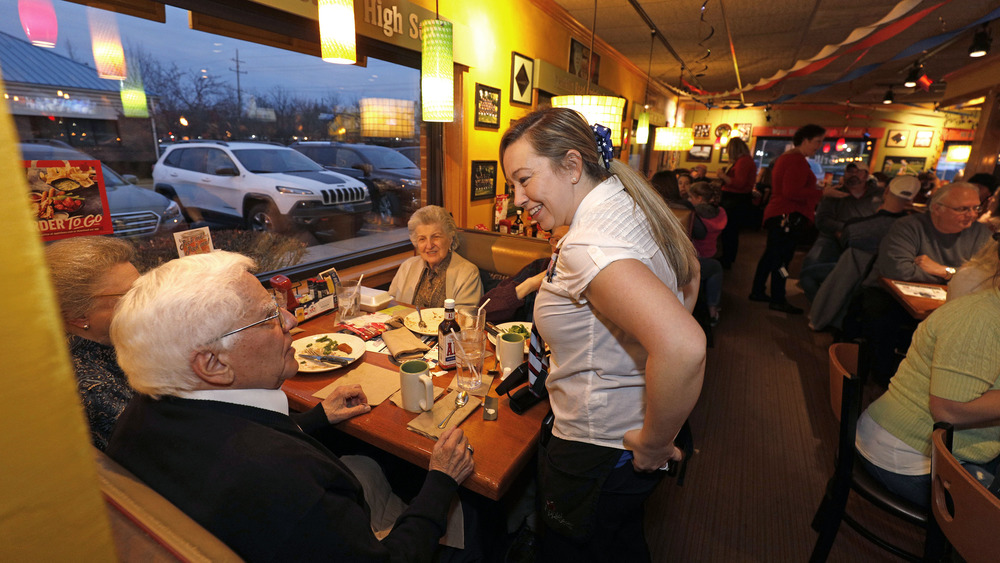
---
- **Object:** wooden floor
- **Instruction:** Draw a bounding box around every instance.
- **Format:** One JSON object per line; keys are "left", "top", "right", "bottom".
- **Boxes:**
{"left": 644, "top": 229, "right": 924, "bottom": 562}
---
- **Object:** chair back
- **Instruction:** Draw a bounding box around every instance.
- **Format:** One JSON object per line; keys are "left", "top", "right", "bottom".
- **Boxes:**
{"left": 668, "top": 204, "right": 695, "bottom": 236}
{"left": 931, "top": 424, "right": 1000, "bottom": 563}
{"left": 828, "top": 342, "right": 859, "bottom": 422}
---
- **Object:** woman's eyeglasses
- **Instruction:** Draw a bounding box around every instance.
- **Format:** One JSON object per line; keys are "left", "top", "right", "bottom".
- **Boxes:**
{"left": 937, "top": 202, "right": 984, "bottom": 214}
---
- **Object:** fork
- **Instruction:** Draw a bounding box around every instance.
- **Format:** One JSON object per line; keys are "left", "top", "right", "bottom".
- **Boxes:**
{"left": 416, "top": 305, "right": 427, "bottom": 329}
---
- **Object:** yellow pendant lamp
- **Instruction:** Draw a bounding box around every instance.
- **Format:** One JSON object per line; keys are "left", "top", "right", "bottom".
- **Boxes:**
{"left": 360, "top": 98, "right": 415, "bottom": 138}
{"left": 87, "top": 9, "right": 126, "bottom": 80}
{"left": 420, "top": 13, "right": 453, "bottom": 122}
{"left": 319, "top": 0, "right": 356, "bottom": 64}
{"left": 654, "top": 127, "right": 694, "bottom": 151}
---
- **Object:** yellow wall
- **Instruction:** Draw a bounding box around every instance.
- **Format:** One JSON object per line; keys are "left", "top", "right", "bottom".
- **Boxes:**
{"left": 0, "top": 81, "right": 116, "bottom": 559}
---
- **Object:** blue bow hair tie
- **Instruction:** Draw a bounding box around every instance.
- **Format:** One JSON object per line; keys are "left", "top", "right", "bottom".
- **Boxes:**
{"left": 592, "top": 124, "right": 613, "bottom": 170}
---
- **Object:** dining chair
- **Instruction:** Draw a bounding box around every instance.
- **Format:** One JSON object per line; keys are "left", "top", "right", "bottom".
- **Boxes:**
{"left": 809, "top": 341, "right": 945, "bottom": 562}
{"left": 930, "top": 422, "right": 1000, "bottom": 563}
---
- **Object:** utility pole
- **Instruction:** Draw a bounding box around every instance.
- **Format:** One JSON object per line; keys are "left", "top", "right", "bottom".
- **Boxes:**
{"left": 230, "top": 49, "right": 247, "bottom": 137}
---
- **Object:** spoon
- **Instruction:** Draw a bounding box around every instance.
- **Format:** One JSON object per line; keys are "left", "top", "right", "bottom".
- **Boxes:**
{"left": 416, "top": 305, "right": 427, "bottom": 329}
{"left": 438, "top": 390, "right": 469, "bottom": 429}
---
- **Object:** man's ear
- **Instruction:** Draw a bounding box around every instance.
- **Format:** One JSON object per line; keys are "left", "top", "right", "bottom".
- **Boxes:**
{"left": 65, "top": 316, "right": 89, "bottom": 330}
{"left": 190, "top": 348, "right": 235, "bottom": 387}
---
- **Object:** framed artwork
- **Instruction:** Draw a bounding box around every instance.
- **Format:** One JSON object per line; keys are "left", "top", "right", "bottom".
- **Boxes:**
{"left": 693, "top": 123, "right": 711, "bottom": 138}
{"left": 734, "top": 123, "right": 753, "bottom": 142}
{"left": 471, "top": 160, "right": 498, "bottom": 201}
{"left": 881, "top": 156, "right": 926, "bottom": 178}
{"left": 510, "top": 52, "right": 534, "bottom": 106}
{"left": 688, "top": 145, "right": 713, "bottom": 162}
{"left": 913, "top": 130, "right": 934, "bottom": 148}
{"left": 569, "top": 38, "right": 600, "bottom": 85}
{"left": 719, "top": 146, "right": 729, "bottom": 162}
{"left": 885, "top": 130, "right": 909, "bottom": 147}
{"left": 474, "top": 84, "right": 501, "bottom": 129}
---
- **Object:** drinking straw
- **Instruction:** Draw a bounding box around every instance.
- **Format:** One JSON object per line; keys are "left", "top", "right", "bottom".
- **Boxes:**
{"left": 477, "top": 298, "right": 490, "bottom": 315}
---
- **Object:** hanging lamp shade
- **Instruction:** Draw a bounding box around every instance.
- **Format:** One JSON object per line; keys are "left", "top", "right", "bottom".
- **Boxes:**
{"left": 319, "top": 0, "right": 356, "bottom": 64}
{"left": 653, "top": 127, "right": 694, "bottom": 151}
{"left": 551, "top": 95, "right": 626, "bottom": 147}
{"left": 360, "top": 98, "right": 415, "bottom": 138}
{"left": 420, "top": 19, "right": 453, "bottom": 122}
{"left": 120, "top": 54, "right": 148, "bottom": 118}
{"left": 636, "top": 111, "right": 650, "bottom": 144}
{"left": 87, "top": 9, "right": 126, "bottom": 80}
{"left": 18, "top": 0, "right": 57, "bottom": 48}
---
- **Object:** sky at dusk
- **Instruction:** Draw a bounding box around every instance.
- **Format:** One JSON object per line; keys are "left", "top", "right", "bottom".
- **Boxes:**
{"left": 0, "top": 0, "right": 420, "bottom": 104}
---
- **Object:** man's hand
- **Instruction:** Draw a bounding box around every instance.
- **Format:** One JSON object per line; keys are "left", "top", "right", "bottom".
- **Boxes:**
{"left": 914, "top": 255, "right": 947, "bottom": 278}
{"left": 429, "top": 427, "right": 474, "bottom": 484}
{"left": 624, "top": 428, "right": 682, "bottom": 472}
{"left": 823, "top": 182, "right": 849, "bottom": 198}
{"left": 319, "top": 384, "right": 370, "bottom": 424}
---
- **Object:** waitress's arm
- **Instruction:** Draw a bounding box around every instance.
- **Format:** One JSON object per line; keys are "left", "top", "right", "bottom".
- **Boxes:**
{"left": 586, "top": 259, "right": 706, "bottom": 471}
{"left": 930, "top": 390, "right": 1000, "bottom": 429}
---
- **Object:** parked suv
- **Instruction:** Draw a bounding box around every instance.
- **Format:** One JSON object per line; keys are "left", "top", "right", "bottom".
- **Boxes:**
{"left": 20, "top": 140, "right": 186, "bottom": 238}
{"left": 153, "top": 141, "right": 371, "bottom": 236}
{"left": 289, "top": 141, "right": 420, "bottom": 225}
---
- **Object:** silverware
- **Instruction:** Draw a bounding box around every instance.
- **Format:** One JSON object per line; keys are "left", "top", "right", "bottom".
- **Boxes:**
{"left": 298, "top": 354, "right": 352, "bottom": 365}
{"left": 438, "top": 390, "right": 469, "bottom": 429}
{"left": 416, "top": 305, "right": 427, "bottom": 329}
{"left": 485, "top": 322, "right": 501, "bottom": 337}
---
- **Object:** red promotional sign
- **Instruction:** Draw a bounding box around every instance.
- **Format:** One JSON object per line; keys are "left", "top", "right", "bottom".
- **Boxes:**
{"left": 24, "top": 159, "right": 113, "bottom": 241}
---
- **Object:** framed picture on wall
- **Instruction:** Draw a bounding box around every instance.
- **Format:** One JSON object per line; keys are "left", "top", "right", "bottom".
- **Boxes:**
{"left": 913, "top": 130, "right": 934, "bottom": 148}
{"left": 474, "top": 84, "right": 501, "bottom": 129}
{"left": 688, "top": 145, "right": 713, "bottom": 162}
{"left": 569, "top": 38, "right": 600, "bottom": 85}
{"left": 471, "top": 160, "right": 498, "bottom": 201}
{"left": 734, "top": 123, "right": 753, "bottom": 142}
{"left": 693, "top": 123, "right": 712, "bottom": 139}
{"left": 719, "top": 146, "right": 729, "bottom": 162}
{"left": 510, "top": 52, "right": 534, "bottom": 106}
{"left": 881, "top": 156, "right": 926, "bottom": 177}
{"left": 885, "top": 130, "right": 909, "bottom": 147}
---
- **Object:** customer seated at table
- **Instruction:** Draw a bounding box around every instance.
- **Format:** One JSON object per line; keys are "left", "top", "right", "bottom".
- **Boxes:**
{"left": 856, "top": 270, "right": 1000, "bottom": 508}
{"left": 479, "top": 225, "right": 568, "bottom": 324}
{"left": 947, "top": 236, "right": 1000, "bottom": 301}
{"left": 857, "top": 182, "right": 991, "bottom": 385}
{"left": 389, "top": 204, "right": 483, "bottom": 308}
{"left": 106, "top": 251, "right": 475, "bottom": 562}
{"left": 45, "top": 236, "right": 139, "bottom": 451}
{"left": 688, "top": 181, "right": 727, "bottom": 325}
{"left": 650, "top": 169, "right": 706, "bottom": 239}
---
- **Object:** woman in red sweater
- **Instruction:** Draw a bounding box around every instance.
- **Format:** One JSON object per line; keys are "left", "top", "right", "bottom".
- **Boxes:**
{"left": 716, "top": 138, "right": 757, "bottom": 269}
{"left": 749, "top": 124, "right": 826, "bottom": 314}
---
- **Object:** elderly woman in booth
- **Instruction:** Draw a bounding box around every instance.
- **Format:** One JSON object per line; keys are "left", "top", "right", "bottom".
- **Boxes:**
{"left": 388, "top": 205, "right": 483, "bottom": 308}
{"left": 45, "top": 236, "right": 140, "bottom": 450}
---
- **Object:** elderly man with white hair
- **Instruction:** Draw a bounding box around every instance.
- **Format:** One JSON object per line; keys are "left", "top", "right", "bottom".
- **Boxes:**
{"left": 106, "top": 251, "right": 474, "bottom": 562}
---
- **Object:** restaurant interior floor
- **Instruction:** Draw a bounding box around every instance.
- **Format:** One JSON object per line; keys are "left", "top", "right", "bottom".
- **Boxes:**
{"left": 642, "top": 229, "right": 923, "bottom": 562}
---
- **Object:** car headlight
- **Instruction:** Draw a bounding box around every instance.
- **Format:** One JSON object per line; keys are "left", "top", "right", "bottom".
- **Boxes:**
{"left": 400, "top": 179, "right": 422, "bottom": 188}
{"left": 162, "top": 200, "right": 181, "bottom": 220}
{"left": 276, "top": 185, "right": 313, "bottom": 196}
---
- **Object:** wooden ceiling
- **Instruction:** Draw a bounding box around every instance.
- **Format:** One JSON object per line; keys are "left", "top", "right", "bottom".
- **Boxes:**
{"left": 550, "top": 0, "right": 1000, "bottom": 107}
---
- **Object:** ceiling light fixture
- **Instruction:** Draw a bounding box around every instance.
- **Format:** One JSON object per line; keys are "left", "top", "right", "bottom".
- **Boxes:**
{"left": 882, "top": 86, "right": 894, "bottom": 105}
{"left": 420, "top": 0, "right": 454, "bottom": 122}
{"left": 635, "top": 29, "right": 656, "bottom": 145}
{"left": 18, "top": 0, "right": 58, "bottom": 48}
{"left": 318, "top": 0, "right": 356, "bottom": 64}
{"left": 903, "top": 62, "right": 922, "bottom": 88}
{"left": 969, "top": 25, "right": 991, "bottom": 58}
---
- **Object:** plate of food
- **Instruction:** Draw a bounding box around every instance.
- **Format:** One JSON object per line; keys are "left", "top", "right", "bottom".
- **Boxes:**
{"left": 403, "top": 307, "right": 445, "bottom": 336}
{"left": 293, "top": 333, "right": 366, "bottom": 373}
{"left": 488, "top": 322, "right": 532, "bottom": 352}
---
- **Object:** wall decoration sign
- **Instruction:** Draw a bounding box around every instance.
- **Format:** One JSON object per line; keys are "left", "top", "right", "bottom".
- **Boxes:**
{"left": 734, "top": 123, "right": 753, "bottom": 142}
{"left": 569, "top": 38, "right": 600, "bottom": 85}
{"left": 510, "top": 52, "right": 534, "bottom": 106}
{"left": 693, "top": 123, "right": 711, "bottom": 139}
{"left": 913, "top": 130, "right": 933, "bottom": 148}
{"left": 24, "top": 159, "right": 112, "bottom": 241}
{"left": 688, "top": 145, "right": 713, "bottom": 162}
{"left": 474, "top": 83, "right": 501, "bottom": 129}
{"left": 885, "top": 130, "right": 909, "bottom": 147}
{"left": 719, "top": 146, "right": 729, "bottom": 162}
{"left": 882, "top": 156, "right": 926, "bottom": 177}
{"left": 471, "top": 160, "right": 498, "bottom": 201}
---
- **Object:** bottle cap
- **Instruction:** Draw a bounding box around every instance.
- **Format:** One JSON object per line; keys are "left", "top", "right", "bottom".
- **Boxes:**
{"left": 444, "top": 298, "right": 456, "bottom": 309}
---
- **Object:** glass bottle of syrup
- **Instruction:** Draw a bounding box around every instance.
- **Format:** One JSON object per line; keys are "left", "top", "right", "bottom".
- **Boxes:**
{"left": 437, "top": 298, "right": 460, "bottom": 370}
{"left": 513, "top": 209, "right": 525, "bottom": 236}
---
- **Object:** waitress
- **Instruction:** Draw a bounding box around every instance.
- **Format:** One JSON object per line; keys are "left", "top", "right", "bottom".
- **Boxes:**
{"left": 500, "top": 108, "right": 705, "bottom": 562}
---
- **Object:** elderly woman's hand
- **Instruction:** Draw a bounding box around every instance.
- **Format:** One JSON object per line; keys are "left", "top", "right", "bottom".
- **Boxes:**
{"left": 319, "top": 384, "right": 370, "bottom": 424}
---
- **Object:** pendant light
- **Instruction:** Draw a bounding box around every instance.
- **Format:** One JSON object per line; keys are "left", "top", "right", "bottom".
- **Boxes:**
{"left": 636, "top": 29, "right": 656, "bottom": 145}
{"left": 420, "top": 1, "right": 453, "bottom": 122}
{"left": 360, "top": 98, "right": 415, "bottom": 138}
{"left": 882, "top": 86, "right": 894, "bottom": 105}
{"left": 969, "top": 25, "right": 991, "bottom": 58}
{"left": 653, "top": 126, "right": 694, "bottom": 152}
{"left": 120, "top": 54, "right": 149, "bottom": 118}
{"left": 319, "top": 0, "right": 356, "bottom": 64}
{"left": 903, "top": 62, "right": 922, "bottom": 88}
{"left": 18, "top": 0, "right": 57, "bottom": 48}
{"left": 87, "top": 9, "right": 126, "bottom": 80}
{"left": 551, "top": 0, "right": 625, "bottom": 146}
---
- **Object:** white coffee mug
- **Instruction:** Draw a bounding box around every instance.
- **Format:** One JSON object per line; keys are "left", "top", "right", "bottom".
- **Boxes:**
{"left": 399, "top": 360, "right": 434, "bottom": 413}
{"left": 496, "top": 332, "right": 526, "bottom": 380}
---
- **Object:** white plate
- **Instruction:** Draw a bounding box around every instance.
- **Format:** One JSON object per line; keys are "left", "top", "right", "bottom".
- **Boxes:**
{"left": 488, "top": 322, "right": 532, "bottom": 352}
{"left": 293, "top": 333, "right": 366, "bottom": 373}
{"left": 403, "top": 307, "right": 446, "bottom": 336}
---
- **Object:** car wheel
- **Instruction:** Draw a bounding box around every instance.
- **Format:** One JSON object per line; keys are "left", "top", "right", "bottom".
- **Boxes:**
{"left": 247, "top": 202, "right": 288, "bottom": 233}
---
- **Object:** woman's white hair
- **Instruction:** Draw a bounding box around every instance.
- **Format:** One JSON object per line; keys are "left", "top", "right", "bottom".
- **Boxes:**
{"left": 111, "top": 251, "right": 256, "bottom": 398}
{"left": 407, "top": 205, "right": 460, "bottom": 252}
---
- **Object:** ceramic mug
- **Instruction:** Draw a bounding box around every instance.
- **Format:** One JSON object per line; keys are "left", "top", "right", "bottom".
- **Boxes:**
{"left": 399, "top": 360, "right": 434, "bottom": 413}
{"left": 496, "top": 331, "right": 526, "bottom": 380}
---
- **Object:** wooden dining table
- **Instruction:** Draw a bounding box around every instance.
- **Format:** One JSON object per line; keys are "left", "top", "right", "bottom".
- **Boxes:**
{"left": 281, "top": 309, "right": 549, "bottom": 501}
{"left": 879, "top": 277, "right": 948, "bottom": 320}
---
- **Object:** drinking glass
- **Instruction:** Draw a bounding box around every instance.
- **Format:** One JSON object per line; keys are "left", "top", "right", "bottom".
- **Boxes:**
{"left": 454, "top": 329, "right": 486, "bottom": 392}
{"left": 456, "top": 305, "right": 486, "bottom": 334}
{"left": 338, "top": 279, "right": 361, "bottom": 322}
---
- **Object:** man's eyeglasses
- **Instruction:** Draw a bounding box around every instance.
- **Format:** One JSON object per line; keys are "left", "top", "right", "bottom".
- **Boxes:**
{"left": 216, "top": 302, "right": 284, "bottom": 341}
{"left": 937, "top": 202, "right": 984, "bottom": 214}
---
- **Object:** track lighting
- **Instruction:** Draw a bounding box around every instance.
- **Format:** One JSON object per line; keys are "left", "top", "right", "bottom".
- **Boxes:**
{"left": 882, "top": 86, "right": 894, "bottom": 105}
{"left": 904, "top": 62, "right": 922, "bottom": 88}
{"left": 969, "top": 26, "right": 991, "bottom": 58}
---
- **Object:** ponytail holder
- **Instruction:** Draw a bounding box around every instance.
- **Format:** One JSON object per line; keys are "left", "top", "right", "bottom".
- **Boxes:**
{"left": 591, "top": 124, "right": 614, "bottom": 170}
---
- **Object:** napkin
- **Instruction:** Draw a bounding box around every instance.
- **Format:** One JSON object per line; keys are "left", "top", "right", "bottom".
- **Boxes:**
{"left": 406, "top": 391, "right": 482, "bottom": 440}
{"left": 447, "top": 374, "right": 495, "bottom": 398}
{"left": 387, "top": 385, "right": 447, "bottom": 409}
{"left": 381, "top": 327, "right": 430, "bottom": 361}
{"left": 312, "top": 363, "right": 400, "bottom": 406}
